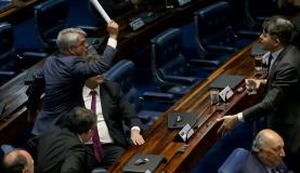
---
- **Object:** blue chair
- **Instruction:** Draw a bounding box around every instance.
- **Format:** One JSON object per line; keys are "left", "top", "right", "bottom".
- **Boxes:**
{"left": 218, "top": 148, "right": 249, "bottom": 173}
{"left": 150, "top": 28, "right": 209, "bottom": 96}
{"left": 194, "top": 1, "right": 256, "bottom": 59}
{"left": 0, "top": 22, "right": 48, "bottom": 85}
{"left": 105, "top": 59, "right": 175, "bottom": 128}
{"left": 34, "top": 0, "right": 100, "bottom": 52}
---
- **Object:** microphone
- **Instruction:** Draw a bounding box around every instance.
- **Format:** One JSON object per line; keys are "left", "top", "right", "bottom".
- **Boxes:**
{"left": 89, "top": 0, "right": 112, "bottom": 23}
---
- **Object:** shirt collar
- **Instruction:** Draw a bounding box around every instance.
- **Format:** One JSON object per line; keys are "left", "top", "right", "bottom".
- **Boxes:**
{"left": 83, "top": 85, "right": 100, "bottom": 97}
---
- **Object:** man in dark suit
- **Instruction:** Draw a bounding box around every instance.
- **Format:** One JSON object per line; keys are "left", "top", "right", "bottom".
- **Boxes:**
{"left": 217, "top": 16, "right": 300, "bottom": 172}
{"left": 35, "top": 107, "right": 97, "bottom": 173}
{"left": 27, "top": 21, "right": 119, "bottom": 135}
{"left": 83, "top": 71, "right": 145, "bottom": 167}
{"left": 239, "top": 129, "right": 287, "bottom": 173}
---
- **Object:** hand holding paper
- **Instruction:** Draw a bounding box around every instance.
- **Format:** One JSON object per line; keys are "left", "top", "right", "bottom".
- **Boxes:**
{"left": 90, "top": 0, "right": 111, "bottom": 23}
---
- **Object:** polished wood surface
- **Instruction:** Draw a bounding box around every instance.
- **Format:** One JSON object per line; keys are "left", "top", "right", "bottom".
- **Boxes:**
{"left": 0, "top": 0, "right": 44, "bottom": 22}
{"left": 107, "top": 42, "right": 264, "bottom": 173}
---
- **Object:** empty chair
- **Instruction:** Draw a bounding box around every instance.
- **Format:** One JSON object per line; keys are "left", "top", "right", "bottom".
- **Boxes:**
{"left": 150, "top": 28, "right": 208, "bottom": 96}
{"left": 194, "top": 1, "right": 255, "bottom": 59}
{"left": 0, "top": 22, "right": 17, "bottom": 85}
{"left": 34, "top": 0, "right": 99, "bottom": 52}
{"left": 218, "top": 148, "right": 249, "bottom": 173}
{"left": 0, "top": 22, "right": 47, "bottom": 85}
{"left": 105, "top": 59, "right": 175, "bottom": 128}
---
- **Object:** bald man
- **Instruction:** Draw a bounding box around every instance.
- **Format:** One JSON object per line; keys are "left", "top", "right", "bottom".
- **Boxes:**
{"left": 239, "top": 129, "right": 288, "bottom": 173}
{"left": 3, "top": 149, "right": 34, "bottom": 173}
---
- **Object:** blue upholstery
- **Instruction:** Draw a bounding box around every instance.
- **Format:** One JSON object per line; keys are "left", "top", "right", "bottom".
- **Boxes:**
{"left": 34, "top": 0, "right": 99, "bottom": 52}
{"left": 151, "top": 28, "right": 206, "bottom": 96}
{"left": 105, "top": 60, "right": 174, "bottom": 127}
{"left": 218, "top": 148, "right": 249, "bottom": 173}
{"left": 194, "top": 1, "right": 255, "bottom": 58}
{"left": 0, "top": 22, "right": 18, "bottom": 85}
{"left": 34, "top": 0, "right": 68, "bottom": 49}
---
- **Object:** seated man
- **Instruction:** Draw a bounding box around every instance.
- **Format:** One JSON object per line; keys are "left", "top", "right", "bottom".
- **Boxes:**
{"left": 83, "top": 58, "right": 145, "bottom": 168}
{"left": 223, "top": 129, "right": 288, "bottom": 173}
{"left": 35, "top": 107, "right": 97, "bottom": 173}
{"left": 3, "top": 149, "right": 34, "bottom": 173}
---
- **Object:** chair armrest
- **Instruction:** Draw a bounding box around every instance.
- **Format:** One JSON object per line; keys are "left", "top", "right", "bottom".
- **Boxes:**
{"left": 189, "top": 59, "right": 220, "bottom": 67}
{"left": 0, "top": 71, "right": 15, "bottom": 76}
{"left": 21, "top": 52, "right": 48, "bottom": 60}
{"left": 77, "top": 25, "right": 98, "bottom": 34}
{"left": 141, "top": 91, "right": 175, "bottom": 103}
{"left": 207, "top": 45, "right": 236, "bottom": 53}
{"left": 236, "top": 30, "right": 260, "bottom": 39}
{"left": 164, "top": 75, "right": 198, "bottom": 85}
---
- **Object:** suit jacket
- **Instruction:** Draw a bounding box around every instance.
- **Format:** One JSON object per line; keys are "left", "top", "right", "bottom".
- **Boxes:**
{"left": 36, "top": 127, "right": 94, "bottom": 173}
{"left": 27, "top": 46, "right": 116, "bottom": 135}
{"left": 98, "top": 81, "right": 142, "bottom": 147}
{"left": 240, "top": 151, "right": 288, "bottom": 173}
{"left": 243, "top": 45, "right": 300, "bottom": 154}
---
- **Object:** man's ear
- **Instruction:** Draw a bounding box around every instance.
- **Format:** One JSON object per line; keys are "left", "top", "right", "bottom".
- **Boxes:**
{"left": 68, "top": 46, "right": 75, "bottom": 55}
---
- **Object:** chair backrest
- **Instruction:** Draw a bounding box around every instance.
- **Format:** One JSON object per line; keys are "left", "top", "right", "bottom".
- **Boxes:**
{"left": 104, "top": 60, "right": 142, "bottom": 112}
{"left": 194, "top": 1, "right": 237, "bottom": 52}
{"left": 150, "top": 28, "right": 188, "bottom": 89}
{"left": 34, "top": 0, "right": 68, "bottom": 48}
{"left": 218, "top": 148, "right": 249, "bottom": 173}
{"left": 0, "top": 22, "right": 16, "bottom": 71}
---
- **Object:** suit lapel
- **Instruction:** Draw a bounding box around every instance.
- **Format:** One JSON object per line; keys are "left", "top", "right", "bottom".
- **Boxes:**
{"left": 99, "top": 84, "right": 109, "bottom": 121}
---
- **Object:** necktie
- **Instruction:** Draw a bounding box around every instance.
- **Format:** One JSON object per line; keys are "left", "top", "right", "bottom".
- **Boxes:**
{"left": 268, "top": 54, "right": 274, "bottom": 71}
{"left": 90, "top": 90, "right": 104, "bottom": 162}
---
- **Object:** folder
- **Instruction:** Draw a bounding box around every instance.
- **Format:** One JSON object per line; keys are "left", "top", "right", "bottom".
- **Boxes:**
{"left": 122, "top": 153, "right": 165, "bottom": 173}
{"left": 168, "top": 112, "right": 198, "bottom": 129}
{"left": 209, "top": 74, "right": 245, "bottom": 90}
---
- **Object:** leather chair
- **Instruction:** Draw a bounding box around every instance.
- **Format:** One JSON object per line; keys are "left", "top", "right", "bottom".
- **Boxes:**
{"left": 218, "top": 148, "right": 249, "bottom": 173}
{"left": 194, "top": 1, "right": 256, "bottom": 59}
{"left": 0, "top": 22, "right": 48, "bottom": 85}
{"left": 34, "top": 0, "right": 100, "bottom": 52}
{"left": 150, "top": 28, "right": 208, "bottom": 96}
{"left": 104, "top": 59, "right": 175, "bottom": 128}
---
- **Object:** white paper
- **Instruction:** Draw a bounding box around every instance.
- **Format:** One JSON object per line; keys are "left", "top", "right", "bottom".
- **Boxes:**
{"left": 90, "top": 0, "right": 111, "bottom": 23}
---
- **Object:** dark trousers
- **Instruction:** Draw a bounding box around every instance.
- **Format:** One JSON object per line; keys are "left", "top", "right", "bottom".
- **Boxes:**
{"left": 86, "top": 143, "right": 126, "bottom": 169}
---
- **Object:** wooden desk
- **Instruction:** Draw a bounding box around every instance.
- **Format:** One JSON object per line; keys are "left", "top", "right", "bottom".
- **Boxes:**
{"left": 92, "top": 0, "right": 215, "bottom": 59}
{"left": 0, "top": 0, "right": 44, "bottom": 23}
{"left": 107, "top": 43, "right": 263, "bottom": 173}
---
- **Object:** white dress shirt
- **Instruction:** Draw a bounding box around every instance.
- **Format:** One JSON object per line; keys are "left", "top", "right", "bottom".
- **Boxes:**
{"left": 83, "top": 85, "right": 114, "bottom": 144}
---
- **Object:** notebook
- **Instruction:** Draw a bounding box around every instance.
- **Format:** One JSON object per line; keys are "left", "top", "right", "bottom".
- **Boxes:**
{"left": 209, "top": 74, "right": 245, "bottom": 90}
{"left": 122, "top": 153, "right": 165, "bottom": 173}
{"left": 168, "top": 112, "right": 198, "bottom": 129}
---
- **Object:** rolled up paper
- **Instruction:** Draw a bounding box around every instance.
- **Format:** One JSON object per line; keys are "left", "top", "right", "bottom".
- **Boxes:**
{"left": 90, "top": 0, "right": 111, "bottom": 23}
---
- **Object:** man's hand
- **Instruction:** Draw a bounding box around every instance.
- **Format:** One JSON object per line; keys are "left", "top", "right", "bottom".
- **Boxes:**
{"left": 216, "top": 115, "right": 239, "bottom": 136}
{"left": 107, "top": 20, "right": 119, "bottom": 40}
{"left": 245, "top": 79, "right": 266, "bottom": 90}
{"left": 130, "top": 129, "right": 145, "bottom": 146}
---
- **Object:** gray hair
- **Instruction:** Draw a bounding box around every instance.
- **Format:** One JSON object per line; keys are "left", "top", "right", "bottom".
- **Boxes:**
{"left": 262, "top": 15, "right": 295, "bottom": 45}
{"left": 56, "top": 28, "right": 87, "bottom": 54}
{"left": 252, "top": 133, "right": 266, "bottom": 152}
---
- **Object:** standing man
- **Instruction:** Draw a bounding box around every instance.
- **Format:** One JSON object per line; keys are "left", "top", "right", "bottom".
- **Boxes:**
{"left": 217, "top": 15, "right": 300, "bottom": 173}
{"left": 27, "top": 21, "right": 119, "bottom": 135}
{"left": 35, "top": 107, "right": 97, "bottom": 173}
{"left": 83, "top": 58, "right": 145, "bottom": 167}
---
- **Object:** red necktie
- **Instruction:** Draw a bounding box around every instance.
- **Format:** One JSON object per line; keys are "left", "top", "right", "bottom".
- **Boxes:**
{"left": 90, "top": 90, "right": 104, "bottom": 162}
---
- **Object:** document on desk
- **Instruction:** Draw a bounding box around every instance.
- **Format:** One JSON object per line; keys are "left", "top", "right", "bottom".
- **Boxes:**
{"left": 122, "top": 153, "right": 165, "bottom": 173}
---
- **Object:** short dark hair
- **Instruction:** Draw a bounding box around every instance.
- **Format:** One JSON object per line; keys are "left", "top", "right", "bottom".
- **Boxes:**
{"left": 65, "top": 107, "right": 97, "bottom": 134}
{"left": 262, "top": 15, "right": 295, "bottom": 45}
{"left": 4, "top": 152, "right": 27, "bottom": 173}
